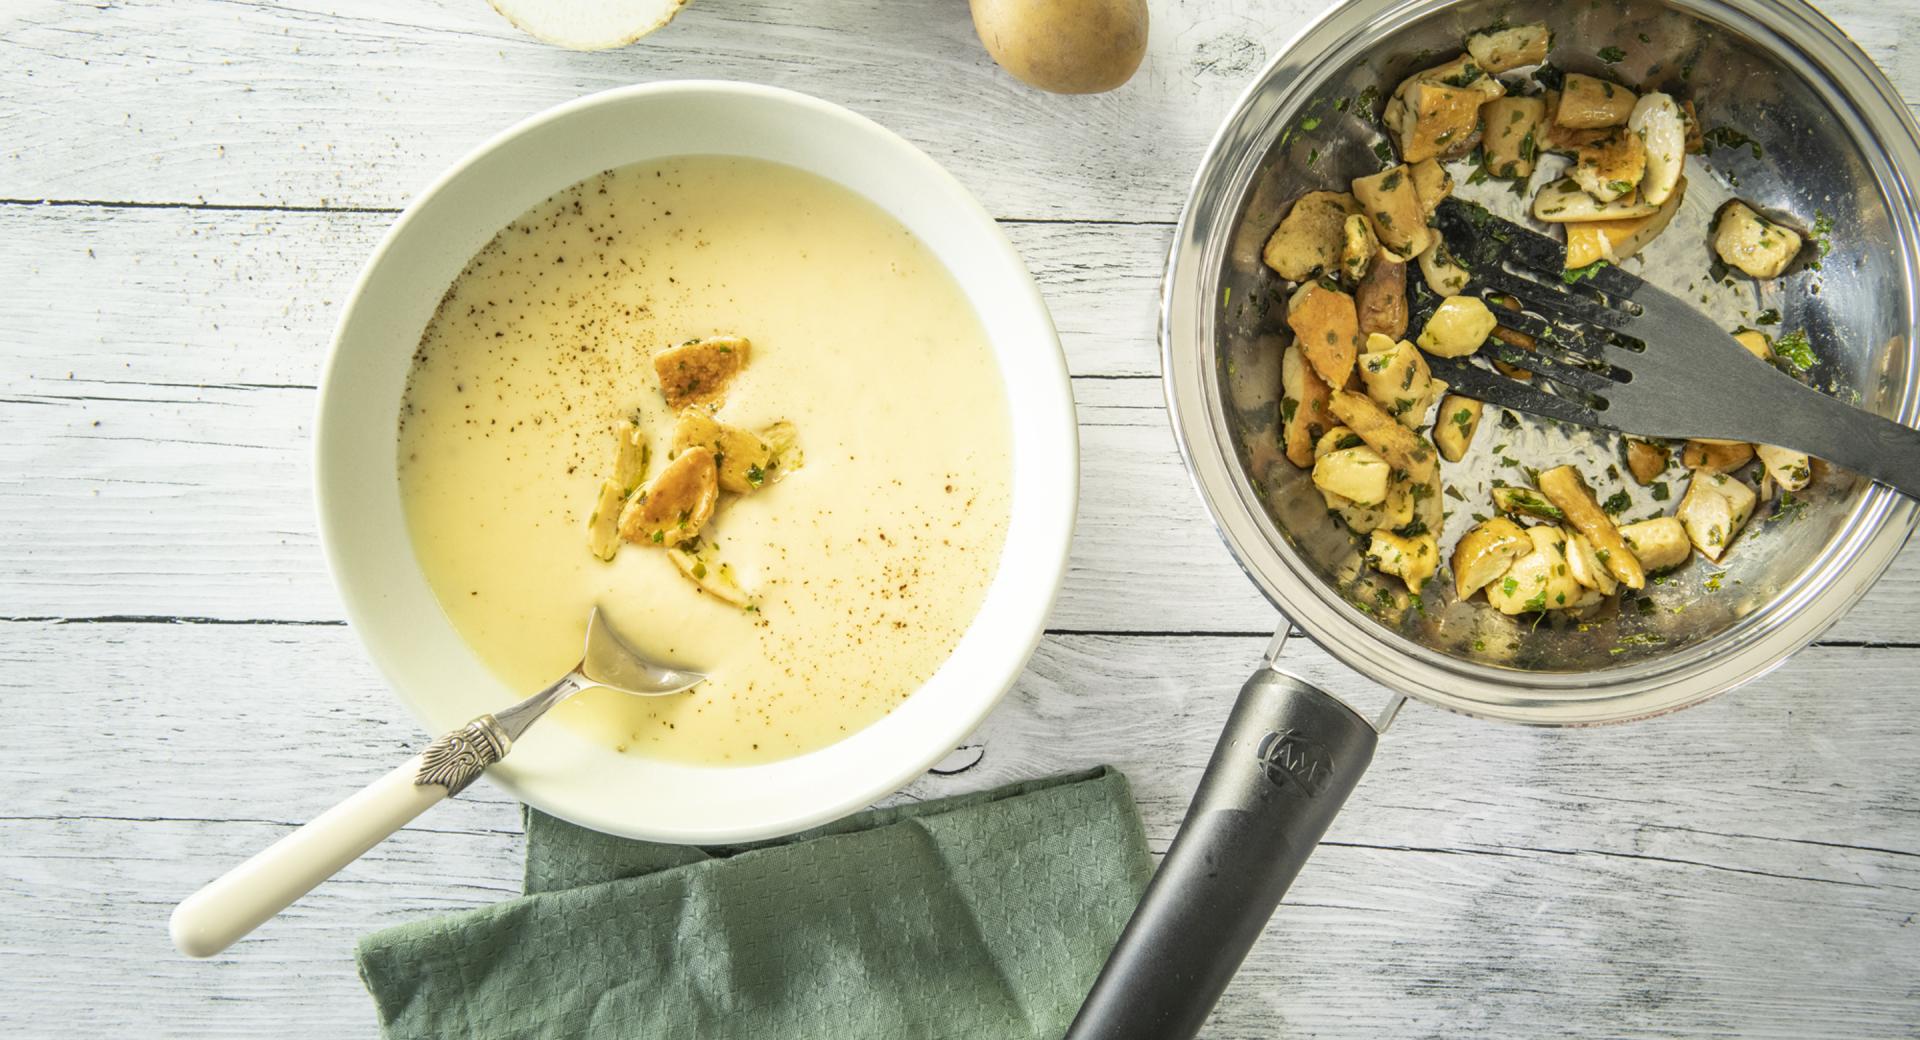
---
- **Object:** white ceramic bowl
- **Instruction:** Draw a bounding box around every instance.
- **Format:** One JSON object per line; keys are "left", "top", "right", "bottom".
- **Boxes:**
{"left": 315, "top": 82, "right": 1076, "bottom": 844}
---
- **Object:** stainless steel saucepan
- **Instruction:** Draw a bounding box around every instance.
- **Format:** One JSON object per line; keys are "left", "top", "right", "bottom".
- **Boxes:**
{"left": 1067, "top": 0, "right": 1920, "bottom": 1035}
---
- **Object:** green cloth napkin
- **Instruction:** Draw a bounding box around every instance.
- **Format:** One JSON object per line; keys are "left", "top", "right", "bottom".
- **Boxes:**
{"left": 356, "top": 767, "right": 1150, "bottom": 1040}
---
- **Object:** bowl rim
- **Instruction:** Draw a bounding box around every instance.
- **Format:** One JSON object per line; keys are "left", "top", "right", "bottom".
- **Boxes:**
{"left": 314, "top": 80, "right": 1077, "bottom": 841}
{"left": 1162, "top": 0, "right": 1920, "bottom": 726}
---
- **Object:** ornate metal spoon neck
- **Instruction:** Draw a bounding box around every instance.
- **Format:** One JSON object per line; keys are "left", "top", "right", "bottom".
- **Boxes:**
{"left": 491, "top": 670, "right": 590, "bottom": 743}
{"left": 412, "top": 671, "right": 588, "bottom": 796}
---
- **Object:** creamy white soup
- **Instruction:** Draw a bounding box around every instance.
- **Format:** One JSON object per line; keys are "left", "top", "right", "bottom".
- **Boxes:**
{"left": 398, "top": 156, "right": 1011, "bottom": 765}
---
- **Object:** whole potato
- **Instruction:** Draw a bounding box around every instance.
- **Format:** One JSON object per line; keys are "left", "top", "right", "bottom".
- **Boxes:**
{"left": 969, "top": 0, "right": 1148, "bottom": 94}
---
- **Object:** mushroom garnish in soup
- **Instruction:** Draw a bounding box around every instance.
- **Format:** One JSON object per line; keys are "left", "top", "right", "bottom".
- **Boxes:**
{"left": 397, "top": 156, "right": 1012, "bottom": 765}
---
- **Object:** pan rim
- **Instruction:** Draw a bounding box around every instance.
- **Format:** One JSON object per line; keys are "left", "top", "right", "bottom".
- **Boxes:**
{"left": 1161, "top": 0, "right": 1920, "bottom": 726}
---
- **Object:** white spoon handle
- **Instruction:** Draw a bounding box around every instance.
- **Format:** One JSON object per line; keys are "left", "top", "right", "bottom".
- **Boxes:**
{"left": 169, "top": 714, "right": 513, "bottom": 958}
{"left": 169, "top": 758, "right": 447, "bottom": 958}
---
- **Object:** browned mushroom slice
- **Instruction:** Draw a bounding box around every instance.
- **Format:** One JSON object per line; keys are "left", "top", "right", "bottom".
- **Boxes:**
{"left": 1539, "top": 91, "right": 1615, "bottom": 152}
{"left": 1409, "top": 158, "right": 1453, "bottom": 218}
{"left": 1480, "top": 97, "right": 1547, "bottom": 179}
{"left": 1624, "top": 438, "right": 1670, "bottom": 485}
{"left": 586, "top": 478, "right": 626, "bottom": 561}
{"left": 612, "top": 418, "right": 650, "bottom": 491}
{"left": 1681, "top": 439, "right": 1754, "bottom": 473}
{"left": 1487, "top": 295, "right": 1534, "bottom": 379}
{"left": 653, "top": 335, "right": 750, "bottom": 410}
{"left": 1536, "top": 464, "right": 1645, "bottom": 589}
{"left": 1618, "top": 516, "right": 1691, "bottom": 570}
{"left": 761, "top": 420, "right": 804, "bottom": 476}
{"left": 1712, "top": 201, "right": 1804, "bottom": 280}
{"left": 1434, "top": 395, "right": 1481, "bottom": 463}
{"left": 1285, "top": 282, "right": 1362, "bottom": 389}
{"left": 1395, "top": 81, "right": 1485, "bottom": 163}
{"left": 619, "top": 447, "right": 719, "bottom": 547}
{"left": 1679, "top": 99, "right": 1705, "bottom": 154}
{"left": 1676, "top": 472, "right": 1757, "bottom": 562}
{"left": 1569, "top": 129, "right": 1648, "bottom": 204}
{"left": 1451, "top": 516, "right": 1531, "bottom": 599}
{"left": 1353, "top": 165, "right": 1431, "bottom": 257}
{"left": 1281, "top": 344, "right": 1334, "bottom": 469}
{"left": 1355, "top": 249, "right": 1408, "bottom": 339}
{"left": 1556, "top": 74, "right": 1636, "bottom": 129}
{"left": 672, "top": 409, "right": 779, "bottom": 494}
{"left": 1564, "top": 177, "right": 1688, "bottom": 269}
{"left": 1327, "top": 389, "right": 1437, "bottom": 484}
{"left": 666, "top": 541, "right": 753, "bottom": 608}
{"left": 1466, "top": 23, "right": 1551, "bottom": 74}
{"left": 1262, "top": 191, "right": 1363, "bottom": 281}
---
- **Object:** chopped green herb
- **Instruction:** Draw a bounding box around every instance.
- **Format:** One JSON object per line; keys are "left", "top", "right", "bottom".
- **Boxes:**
{"left": 1701, "top": 126, "right": 1764, "bottom": 159}
{"left": 1301, "top": 115, "right": 1322, "bottom": 131}
{"left": 1809, "top": 211, "right": 1834, "bottom": 267}
{"left": 1598, "top": 46, "right": 1627, "bottom": 64}
{"left": 1601, "top": 490, "right": 1631, "bottom": 515}
{"left": 1773, "top": 329, "right": 1816, "bottom": 373}
{"left": 1767, "top": 491, "right": 1808, "bottom": 525}
{"left": 1650, "top": 481, "right": 1670, "bottom": 501}
{"left": 1755, "top": 308, "right": 1781, "bottom": 326}
{"left": 1563, "top": 260, "right": 1610, "bottom": 284}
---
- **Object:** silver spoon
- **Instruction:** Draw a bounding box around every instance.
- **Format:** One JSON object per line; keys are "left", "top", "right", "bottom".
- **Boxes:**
{"left": 170, "top": 606, "right": 703, "bottom": 957}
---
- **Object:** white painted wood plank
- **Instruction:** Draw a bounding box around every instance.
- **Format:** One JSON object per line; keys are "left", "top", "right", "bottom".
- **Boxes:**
{"left": 1, "top": 622, "right": 1916, "bottom": 1036}
{"left": 5, "top": 204, "right": 1918, "bottom": 638}
{"left": 2, "top": 0, "right": 1912, "bottom": 217}
{"left": 11, "top": 365, "right": 1920, "bottom": 640}
{"left": 0, "top": 0, "right": 1296, "bottom": 220}
{"left": 0, "top": 372, "right": 1283, "bottom": 633}
{"left": 0, "top": 205, "right": 1167, "bottom": 382}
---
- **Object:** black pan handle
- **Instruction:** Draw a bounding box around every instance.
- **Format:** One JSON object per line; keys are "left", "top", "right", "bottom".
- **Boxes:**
{"left": 1065, "top": 666, "right": 1379, "bottom": 1039}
